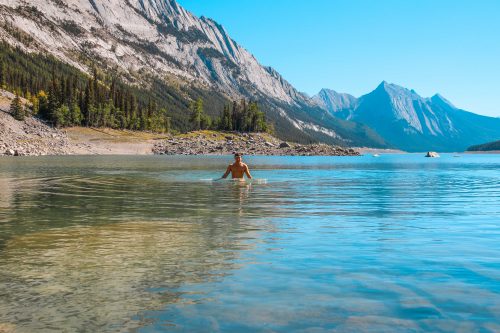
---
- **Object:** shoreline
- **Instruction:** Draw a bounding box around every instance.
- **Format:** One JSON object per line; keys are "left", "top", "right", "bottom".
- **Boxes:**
{"left": 2, "top": 108, "right": 497, "bottom": 157}
{"left": 152, "top": 131, "right": 360, "bottom": 156}
{"left": 1, "top": 90, "right": 358, "bottom": 157}
{"left": 0, "top": 92, "right": 359, "bottom": 157}
{"left": 5, "top": 91, "right": 495, "bottom": 157}
{"left": 464, "top": 150, "right": 500, "bottom": 154}
{"left": 1, "top": 108, "right": 361, "bottom": 156}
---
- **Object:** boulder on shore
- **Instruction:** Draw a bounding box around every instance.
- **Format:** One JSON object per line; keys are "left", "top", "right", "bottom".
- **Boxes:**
{"left": 279, "top": 142, "right": 291, "bottom": 148}
{"left": 152, "top": 131, "right": 361, "bottom": 156}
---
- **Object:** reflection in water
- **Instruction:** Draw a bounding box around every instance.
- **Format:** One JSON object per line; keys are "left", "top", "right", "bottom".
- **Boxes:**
{"left": 0, "top": 155, "right": 499, "bottom": 332}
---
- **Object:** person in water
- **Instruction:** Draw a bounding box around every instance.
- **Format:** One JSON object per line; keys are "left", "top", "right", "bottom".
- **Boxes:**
{"left": 222, "top": 153, "right": 253, "bottom": 180}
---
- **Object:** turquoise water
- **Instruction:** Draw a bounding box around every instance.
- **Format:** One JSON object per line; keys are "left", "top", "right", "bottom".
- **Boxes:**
{"left": 0, "top": 154, "right": 499, "bottom": 332}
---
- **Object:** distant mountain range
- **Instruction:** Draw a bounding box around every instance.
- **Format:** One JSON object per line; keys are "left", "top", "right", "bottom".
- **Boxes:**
{"left": 0, "top": 0, "right": 497, "bottom": 151}
{"left": 313, "top": 82, "right": 500, "bottom": 152}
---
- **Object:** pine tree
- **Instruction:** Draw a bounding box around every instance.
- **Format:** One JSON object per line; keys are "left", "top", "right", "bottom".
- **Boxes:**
{"left": 250, "top": 102, "right": 267, "bottom": 132}
{"left": 200, "top": 114, "right": 212, "bottom": 130}
{"left": 10, "top": 93, "right": 25, "bottom": 121}
{"left": 64, "top": 76, "right": 72, "bottom": 105}
{"left": 231, "top": 100, "right": 239, "bottom": 131}
{"left": 47, "top": 77, "right": 60, "bottom": 124}
{"left": 128, "top": 94, "right": 138, "bottom": 130}
{"left": 218, "top": 104, "right": 232, "bottom": 131}
{"left": 217, "top": 101, "right": 267, "bottom": 133}
{"left": 160, "top": 108, "right": 171, "bottom": 133}
{"left": 54, "top": 104, "right": 69, "bottom": 127}
{"left": 190, "top": 98, "right": 204, "bottom": 130}
{"left": 70, "top": 100, "right": 82, "bottom": 125}
{"left": 83, "top": 81, "right": 94, "bottom": 126}
{"left": 1, "top": 41, "right": 242, "bottom": 133}
{"left": 59, "top": 76, "right": 66, "bottom": 105}
{"left": 0, "top": 58, "right": 5, "bottom": 89}
{"left": 38, "top": 91, "right": 49, "bottom": 118}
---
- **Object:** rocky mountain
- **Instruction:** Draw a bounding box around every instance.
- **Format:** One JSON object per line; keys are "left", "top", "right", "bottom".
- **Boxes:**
{"left": 312, "top": 89, "right": 358, "bottom": 115}
{"left": 0, "top": 0, "right": 386, "bottom": 147}
{"left": 314, "top": 81, "right": 500, "bottom": 152}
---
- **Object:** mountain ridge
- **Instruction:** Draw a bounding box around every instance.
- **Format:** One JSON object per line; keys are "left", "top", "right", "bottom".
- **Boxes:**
{"left": 313, "top": 81, "right": 500, "bottom": 152}
{"left": 0, "top": 0, "right": 388, "bottom": 147}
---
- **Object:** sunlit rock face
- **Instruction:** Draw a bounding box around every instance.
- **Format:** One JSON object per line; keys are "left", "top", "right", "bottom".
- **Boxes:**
{"left": 1, "top": 0, "right": 390, "bottom": 145}
{"left": 313, "top": 82, "right": 500, "bottom": 152}
{"left": 312, "top": 89, "right": 358, "bottom": 116}
{"left": 0, "top": 0, "right": 301, "bottom": 103}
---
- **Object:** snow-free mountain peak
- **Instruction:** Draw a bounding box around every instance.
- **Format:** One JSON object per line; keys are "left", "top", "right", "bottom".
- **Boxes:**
{"left": 0, "top": 0, "right": 390, "bottom": 148}
{"left": 431, "top": 93, "right": 456, "bottom": 109}
{"left": 0, "top": 0, "right": 301, "bottom": 104}
{"left": 374, "top": 81, "right": 420, "bottom": 99}
{"left": 312, "top": 89, "right": 358, "bottom": 114}
{"left": 314, "top": 82, "right": 500, "bottom": 152}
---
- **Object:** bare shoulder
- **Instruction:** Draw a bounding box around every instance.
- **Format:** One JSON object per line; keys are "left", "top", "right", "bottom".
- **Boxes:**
{"left": 242, "top": 163, "right": 249, "bottom": 169}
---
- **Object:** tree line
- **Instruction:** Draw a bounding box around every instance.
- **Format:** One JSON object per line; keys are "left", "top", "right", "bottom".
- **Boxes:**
{"left": 4, "top": 65, "right": 171, "bottom": 132}
{"left": 190, "top": 98, "right": 268, "bottom": 133}
{"left": 1, "top": 41, "right": 269, "bottom": 133}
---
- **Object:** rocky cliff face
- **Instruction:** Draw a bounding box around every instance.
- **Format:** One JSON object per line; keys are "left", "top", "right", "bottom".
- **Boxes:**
{"left": 312, "top": 89, "right": 358, "bottom": 116}
{"left": 314, "top": 81, "right": 500, "bottom": 152}
{"left": 0, "top": 0, "right": 301, "bottom": 103}
{"left": 0, "top": 0, "right": 387, "bottom": 147}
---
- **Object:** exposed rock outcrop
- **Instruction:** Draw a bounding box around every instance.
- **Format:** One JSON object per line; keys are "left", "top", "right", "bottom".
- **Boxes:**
{"left": 152, "top": 132, "right": 360, "bottom": 156}
{"left": 0, "top": 90, "right": 75, "bottom": 156}
{"left": 0, "top": 0, "right": 388, "bottom": 148}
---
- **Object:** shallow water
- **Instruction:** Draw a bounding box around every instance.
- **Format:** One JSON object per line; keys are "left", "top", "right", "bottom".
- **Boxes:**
{"left": 0, "top": 154, "right": 499, "bottom": 332}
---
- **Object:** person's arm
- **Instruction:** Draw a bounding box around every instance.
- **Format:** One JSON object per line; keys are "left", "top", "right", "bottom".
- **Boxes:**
{"left": 222, "top": 165, "right": 231, "bottom": 179}
{"left": 244, "top": 164, "right": 253, "bottom": 179}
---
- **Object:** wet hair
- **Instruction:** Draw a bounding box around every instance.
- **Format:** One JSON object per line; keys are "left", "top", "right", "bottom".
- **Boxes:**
{"left": 234, "top": 153, "right": 242, "bottom": 157}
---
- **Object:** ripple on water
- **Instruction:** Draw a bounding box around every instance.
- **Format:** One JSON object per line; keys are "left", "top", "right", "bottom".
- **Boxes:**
{"left": 0, "top": 220, "right": 259, "bottom": 332}
{"left": 0, "top": 155, "right": 499, "bottom": 332}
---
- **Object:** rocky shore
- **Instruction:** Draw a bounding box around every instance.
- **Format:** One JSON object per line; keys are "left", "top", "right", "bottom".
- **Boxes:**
{"left": 1, "top": 90, "right": 359, "bottom": 157}
{"left": 152, "top": 131, "right": 360, "bottom": 156}
{"left": 0, "top": 91, "right": 75, "bottom": 156}
{"left": 0, "top": 114, "right": 72, "bottom": 156}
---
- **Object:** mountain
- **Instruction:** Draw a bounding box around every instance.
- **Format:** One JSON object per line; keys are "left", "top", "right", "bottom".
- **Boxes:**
{"left": 0, "top": 0, "right": 387, "bottom": 148}
{"left": 467, "top": 140, "right": 500, "bottom": 152}
{"left": 314, "top": 81, "right": 500, "bottom": 152}
{"left": 312, "top": 89, "right": 358, "bottom": 117}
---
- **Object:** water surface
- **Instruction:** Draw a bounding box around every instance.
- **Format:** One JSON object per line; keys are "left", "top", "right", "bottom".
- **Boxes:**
{"left": 0, "top": 154, "right": 499, "bottom": 332}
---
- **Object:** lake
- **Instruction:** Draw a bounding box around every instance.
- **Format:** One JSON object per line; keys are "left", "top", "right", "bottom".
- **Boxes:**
{"left": 0, "top": 154, "right": 499, "bottom": 332}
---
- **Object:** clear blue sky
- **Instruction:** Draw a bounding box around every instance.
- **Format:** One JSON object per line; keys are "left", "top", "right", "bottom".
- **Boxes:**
{"left": 177, "top": 0, "right": 500, "bottom": 117}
